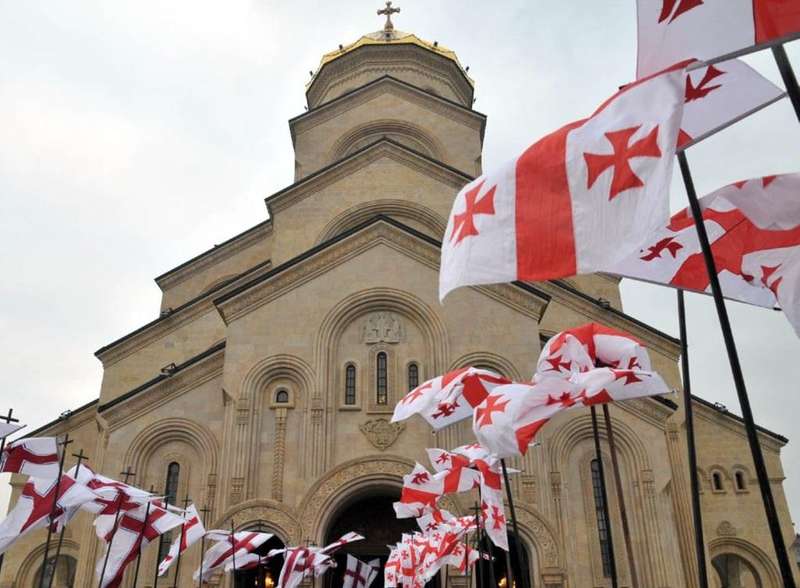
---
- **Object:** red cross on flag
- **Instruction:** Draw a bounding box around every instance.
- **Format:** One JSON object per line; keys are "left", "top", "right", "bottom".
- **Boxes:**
{"left": 394, "top": 462, "right": 481, "bottom": 519}
{"left": 343, "top": 554, "right": 379, "bottom": 588}
{"left": 157, "top": 504, "right": 206, "bottom": 576}
{"left": 439, "top": 62, "right": 688, "bottom": 301}
{"left": 636, "top": 0, "right": 800, "bottom": 78}
{"left": 0, "top": 437, "right": 59, "bottom": 478}
{"left": 193, "top": 530, "right": 274, "bottom": 583}
{"left": 609, "top": 173, "right": 800, "bottom": 337}
{"left": 0, "top": 475, "right": 97, "bottom": 554}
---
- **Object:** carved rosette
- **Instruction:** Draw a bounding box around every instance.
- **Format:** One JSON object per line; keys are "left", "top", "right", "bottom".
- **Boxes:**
{"left": 717, "top": 520, "right": 737, "bottom": 537}
{"left": 359, "top": 418, "right": 405, "bottom": 450}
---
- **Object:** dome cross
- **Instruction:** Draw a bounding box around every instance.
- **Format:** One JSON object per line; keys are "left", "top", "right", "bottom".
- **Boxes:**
{"left": 377, "top": 1, "right": 400, "bottom": 33}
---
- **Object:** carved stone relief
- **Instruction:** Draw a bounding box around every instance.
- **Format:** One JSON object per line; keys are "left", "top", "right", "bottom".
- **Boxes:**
{"left": 717, "top": 520, "right": 737, "bottom": 537}
{"left": 362, "top": 311, "right": 403, "bottom": 344}
{"left": 359, "top": 419, "right": 405, "bottom": 450}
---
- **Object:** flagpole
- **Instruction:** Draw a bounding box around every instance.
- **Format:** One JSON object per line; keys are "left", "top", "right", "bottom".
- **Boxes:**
{"left": 501, "top": 459, "right": 530, "bottom": 588}
{"left": 677, "top": 290, "right": 710, "bottom": 588}
{"left": 0, "top": 409, "right": 20, "bottom": 580}
{"left": 197, "top": 533, "right": 206, "bottom": 587}
{"left": 600, "top": 405, "right": 639, "bottom": 588}
{"left": 167, "top": 495, "right": 192, "bottom": 588}
{"left": 131, "top": 486, "right": 155, "bottom": 588}
{"left": 590, "top": 406, "right": 618, "bottom": 588}
{"left": 48, "top": 448, "right": 88, "bottom": 588}
{"left": 772, "top": 44, "right": 800, "bottom": 123}
{"left": 472, "top": 502, "right": 484, "bottom": 588}
{"left": 677, "top": 151, "right": 796, "bottom": 587}
{"left": 98, "top": 467, "right": 136, "bottom": 588}
{"left": 38, "top": 433, "right": 72, "bottom": 588}
{"left": 230, "top": 519, "right": 237, "bottom": 579}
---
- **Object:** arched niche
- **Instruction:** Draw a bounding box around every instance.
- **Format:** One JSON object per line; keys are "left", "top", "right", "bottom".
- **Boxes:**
{"left": 330, "top": 120, "right": 446, "bottom": 164}
{"left": 709, "top": 537, "right": 781, "bottom": 588}
{"left": 15, "top": 540, "right": 80, "bottom": 588}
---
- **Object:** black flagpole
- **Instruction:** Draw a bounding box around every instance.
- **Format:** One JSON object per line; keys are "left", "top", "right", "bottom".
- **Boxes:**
{"left": 230, "top": 519, "right": 237, "bottom": 579}
{"left": 590, "top": 406, "right": 618, "bottom": 588}
{"left": 600, "top": 405, "right": 639, "bottom": 588}
{"left": 98, "top": 467, "right": 136, "bottom": 588}
{"left": 677, "top": 151, "right": 796, "bottom": 587}
{"left": 472, "top": 502, "right": 484, "bottom": 588}
{"left": 38, "top": 433, "right": 72, "bottom": 588}
{"left": 131, "top": 486, "right": 155, "bottom": 588}
{"left": 0, "top": 409, "right": 21, "bottom": 579}
{"left": 48, "top": 448, "right": 89, "bottom": 588}
{"left": 501, "top": 459, "right": 531, "bottom": 588}
{"left": 677, "top": 290, "right": 710, "bottom": 588}
{"left": 772, "top": 44, "right": 800, "bottom": 123}
{"left": 477, "top": 486, "right": 498, "bottom": 588}
{"left": 166, "top": 495, "right": 192, "bottom": 588}
{"left": 196, "top": 505, "right": 211, "bottom": 588}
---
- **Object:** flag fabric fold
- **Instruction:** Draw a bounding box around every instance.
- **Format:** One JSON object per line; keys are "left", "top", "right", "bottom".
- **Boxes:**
{"left": 343, "top": 554, "right": 379, "bottom": 588}
{"left": 193, "top": 531, "right": 273, "bottom": 583}
{"left": 0, "top": 437, "right": 60, "bottom": 478}
{"left": 157, "top": 504, "right": 205, "bottom": 576}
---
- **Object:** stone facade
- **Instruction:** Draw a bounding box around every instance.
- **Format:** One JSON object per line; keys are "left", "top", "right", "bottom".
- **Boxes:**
{"left": 1, "top": 25, "right": 797, "bottom": 588}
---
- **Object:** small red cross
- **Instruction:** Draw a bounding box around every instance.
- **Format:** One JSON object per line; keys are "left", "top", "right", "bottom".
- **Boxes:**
{"left": 584, "top": 125, "right": 662, "bottom": 200}
{"left": 450, "top": 180, "right": 497, "bottom": 245}
{"left": 1, "top": 443, "right": 58, "bottom": 474}
{"left": 475, "top": 395, "right": 510, "bottom": 428}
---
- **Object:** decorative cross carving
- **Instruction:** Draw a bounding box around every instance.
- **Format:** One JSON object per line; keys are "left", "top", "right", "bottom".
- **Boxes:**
{"left": 377, "top": 1, "right": 400, "bottom": 33}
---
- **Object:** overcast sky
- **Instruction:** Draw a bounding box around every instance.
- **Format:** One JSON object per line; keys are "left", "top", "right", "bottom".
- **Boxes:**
{"left": 1, "top": 0, "right": 798, "bottom": 537}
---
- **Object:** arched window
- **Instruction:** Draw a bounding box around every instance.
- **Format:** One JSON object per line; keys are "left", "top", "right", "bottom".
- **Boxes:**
{"left": 345, "top": 365, "right": 356, "bottom": 405}
{"left": 158, "top": 462, "right": 181, "bottom": 562}
{"left": 275, "top": 389, "right": 289, "bottom": 404}
{"left": 407, "top": 363, "right": 419, "bottom": 391}
{"left": 590, "top": 459, "right": 612, "bottom": 577}
{"left": 734, "top": 470, "right": 746, "bottom": 491}
{"left": 376, "top": 352, "right": 388, "bottom": 404}
{"left": 712, "top": 471, "right": 724, "bottom": 492}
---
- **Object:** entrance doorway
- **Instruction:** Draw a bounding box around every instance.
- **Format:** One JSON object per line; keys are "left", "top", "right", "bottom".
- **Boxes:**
{"left": 233, "top": 528, "right": 285, "bottom": 588}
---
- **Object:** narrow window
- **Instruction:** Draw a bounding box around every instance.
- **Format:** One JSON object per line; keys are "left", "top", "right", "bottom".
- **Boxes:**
{"left": 407, "top": 363, "right": 419, "bottom": 391}
{"left": 345, "top": 365, "right": 356, "bottom": 405}
{"left": 158, "top": 462, "right": 181, "bottom": 562}
{"left": 376, "top": 352, "right": 388, "bottom": 404}
{"left": 590, "top": 459, "right": 612, "bottom": 577}
{"left": 712, "top": 471, "right": 724, "bottom": 491}
{"left": 734, "top": 471, "right": 745, "bottom": 491}
{"left": 275, "top": 389, "right": 289, "bottom": 403}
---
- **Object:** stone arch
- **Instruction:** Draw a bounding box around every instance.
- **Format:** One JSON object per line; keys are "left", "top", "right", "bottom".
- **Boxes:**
{"left": 708, "top": 537, "right": 781, "bottom": 588}
{"left": 14, "top": 539, "right": 80, "bottom": 587}
{"left": 329, "top": 119, "right": 446, "bottom": 163}
{"left": 201, "top": 273, "right": 239, "bottom": 295}
{"left": 315, "top": 199, "right": 447, "bottom": 244}
{"left": 215, "top": 498, "right": 302, "bottom": 544}
{"left": 449, "top": 350, "right": 524, "bottom": 381}
{"left": 512, "top": 503, "right": 564, "bottom": 572}
{"left": 238, "top": 353, "right": 316, "bottom": 403}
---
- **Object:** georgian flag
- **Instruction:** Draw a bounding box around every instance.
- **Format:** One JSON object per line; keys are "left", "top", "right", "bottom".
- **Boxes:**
{"left": 439, "top": 62, "right": 688, "bottom": 300}
{"left": 157, "top": 504, "right": 205, "bottom": 576}
{"left": 275, "top": 547, "right": 332, "bottom": 588}
{"left": 343, "top": 554, "right": 379, "bottom": 588}
{"left": 0, "top": 475, "right": 97, "bottom": 554}
{"left": 393, "top": 463, "right": 480, "bottom": 518}
{"left": 609, "top": 173, "right": 800, "bottom": 336}
{"left": 0, "top": 437, "right": 60, "bottom": 478}
{"left": 636, "top": 0, "right": 800, "bottom": 78}
{"left": 193, "top": 531, "right": 273, "bottom": 583}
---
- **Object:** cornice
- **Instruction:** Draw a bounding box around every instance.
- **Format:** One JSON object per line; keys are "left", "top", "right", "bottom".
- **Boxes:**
{"left": 290, "top": 75, "right": 486, "bottom": 145}
{"left": 214, "top": 217, "right": 549, "bottom": 325}
{"left": 265, "top": 138, "right": 472, "bottom": 217}
{"left": 155, "top": 220, "right": 272, "bottom": 291}
{"left": 21, "top": 399, "right": 99, "bottom": 439}
{"left": 692, "top": 396, "right": 786, "bottom": 451}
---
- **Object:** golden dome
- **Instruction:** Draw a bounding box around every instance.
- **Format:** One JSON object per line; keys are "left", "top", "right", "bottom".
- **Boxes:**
{"left": 309, "top": 29, "right": 474, "bottom": 88}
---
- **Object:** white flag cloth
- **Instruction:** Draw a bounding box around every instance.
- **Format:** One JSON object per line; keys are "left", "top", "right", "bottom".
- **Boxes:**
{"left": 0, "top": 422, "right": 23, "bottom": 439}
{"left": 193, "top": 531, "right": 273, "bottom": 582}
{"left": 609, "top": 173, "right": 800, "bottom": 336}
{"left": 157, "top": 504, "right": 205, "bottom": 576}
{"left": 95, "top": 500, "right": 183, "bottom": 588}
{"left": 0, "top": 475, "right": 96, "bottom": 555}
{"left": 0, "top": 437, "right": 60, "bottom": 478}
{"left": 439, "top": 62, "right": 687, "bottom": 300}
{"left": 275, "top": 547, "right": 333, "bottom": 588}
{"left": 394, "top": 462, "right": 480, "bottom": 519}
{"left": 636, "top": 0, "right": 800, "bottom": 78}
{"left": 343, "top": 554, "right": 379, "bottom": 588}
{"left": 319, "top": 531, "right": 365, "bottom": 555}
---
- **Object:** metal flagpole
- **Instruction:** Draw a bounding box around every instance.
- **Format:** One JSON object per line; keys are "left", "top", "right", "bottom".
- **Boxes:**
{"left": 0, "top": 409, "right": 21, "bottom": 578}
{"left": 476, "top": 485, "right": 498, "bottom": 588}
{"left": 677, "top": 151, "right": 796, "bottom": 587}
{"left": 472, "top": 502, "right": 484, "bottom": 588}
{"left": 98, "top": 467, "right": 136, "bottom": 588}
{"left": 196, "top": 505, "right": 211, "bottom": 588}
{"left": 772, "top": 44, "right": 800, "bottom": 123}
{"left": 38, "top": 433, "right": 72, "bottom": 588}
{"left": 600, "top": 405, "right": 639, "bottom": 588}
{"left": 677, "top": 289, "right": 710, "bottom": 588}
{"left": 131, "top": 486, "right": 155, "bottom": 588}
{"left": 48, "top": 448, "right": 89, "bottom": 588}
{"left": 501, "top": 459, "right": 530, "bottom": 588}
{"left": 590, "top": 406, "right": 618, "bottom": 588}
{"left": 230, "top": 519, "right": 237, "bottom": 580}
{"left": 166, "top": 495, "right": 192, "bottom": 588}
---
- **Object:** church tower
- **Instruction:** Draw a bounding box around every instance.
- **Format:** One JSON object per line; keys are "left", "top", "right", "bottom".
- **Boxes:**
{"left": 1, "top": 6, "right": 796, "bottom": 588}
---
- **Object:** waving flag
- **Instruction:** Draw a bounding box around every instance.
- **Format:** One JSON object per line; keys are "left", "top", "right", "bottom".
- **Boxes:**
{"left": 0, "top": 437, "right": 59, "bottom": 478}
{"left": 394, "top": 463, "right": 480, "bottom": 519}
{"left": 440, "top": 62, "right": 687, "bottom": 300}
{"left": 610, "top": 173, "right": 800, "bottom": 336}
{"left": 193, "top": 531, "right": 273, "bottom": 583}
{"left": 343, "top": 554, "right": 379, "bottom": 588}
{"left": 157, "top": 504, "right": 205, "bottom": 576}
{"left": 637, "top": 0, "right": 800, "bottom": 78}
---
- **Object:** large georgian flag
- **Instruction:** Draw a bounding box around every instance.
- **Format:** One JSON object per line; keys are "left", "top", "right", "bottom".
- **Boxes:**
{"left": 157, "top": 504, "right": 205, "bottom": 576}
{"left": 0, "top": 437, "right": 60, "bottom": 478}
{"left": 637, "top": 0, "right": 800, "bottom": 78}
{"left": 343, "top": 554, "right": 379, "bottom": 588}
{"left": 608, "top": 173, "right": 800, "bottom": 336}
{"left": 194, "top": 531, "right": 274, "bottom": 583}
{"left": 439, "top": 63, "right": 687, "bottom": 301}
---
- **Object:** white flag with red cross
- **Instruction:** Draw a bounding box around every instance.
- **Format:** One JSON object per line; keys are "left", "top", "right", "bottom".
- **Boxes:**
{"left": 274, "top": 546, "right": 328, "bottom": 588}
{"left": 636, "top": 0, "right": 800, "bottom": 78}
{"left": 157, "top": 504, "right": 205, "bottom": 576}
{"left": 95, "top": 500, "right": 184, "bottom": 588}
{"left": 394, "top": 462, "right": 480, "bottom": 519}
{"left": 609, "top": 173, "right": 800, "bottom": 337}
{"left": 0, "top": 475, "right": 97, "bottom": 555}
{"left": 0, "top": 437, "right": 60, "bottom": 478}
{"left": 193, "top": 530, "right": 273, "bottom": 583}
{"left": 439, "top": 62, "right": 688, "bottom": 301}
{"left": 343, "top": 554, "right": 379, "bottom": 588}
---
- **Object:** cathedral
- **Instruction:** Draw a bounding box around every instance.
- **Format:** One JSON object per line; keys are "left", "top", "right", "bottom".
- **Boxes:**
{"left": 1, "top": 8, "right": 797, "bottom": 588}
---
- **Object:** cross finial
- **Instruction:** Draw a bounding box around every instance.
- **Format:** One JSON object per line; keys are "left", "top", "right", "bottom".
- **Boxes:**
{"left": 120, "top": 466, "right": 136, "bottom": 484}
{"left": 0, "top": 409, "right": 19, "bottom": 424}
{"left": 377, "top": 1, "right": 400, "bottom": 33}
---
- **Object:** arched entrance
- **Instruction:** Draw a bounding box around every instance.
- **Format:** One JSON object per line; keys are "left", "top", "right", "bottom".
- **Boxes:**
{"left": 712, "top": 553, "right": 763, "bottom": 588}
{"left": 233, "top": 525, "right": 285, "bottom": 588}
{"left": 33, "top": 555, "right": 77, "bottom": 588}
{"left": 323, "top": 490, "right": 440, "bottom": 588}
{"left": 480, "top": 532, "right": 531, "bottom": 588}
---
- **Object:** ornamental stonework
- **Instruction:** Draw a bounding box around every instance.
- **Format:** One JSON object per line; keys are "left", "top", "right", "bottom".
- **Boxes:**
{"left": 359, "top": 418, "right": 405, "bottom": 450}
{"left": 362, "top": 311, "right": 403, "bottom": 344}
